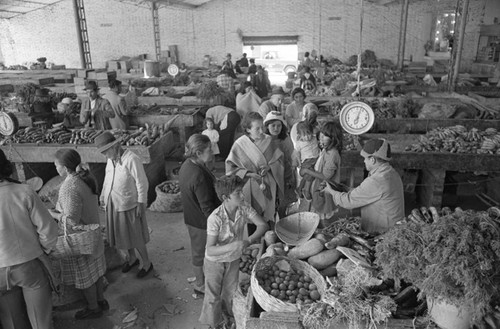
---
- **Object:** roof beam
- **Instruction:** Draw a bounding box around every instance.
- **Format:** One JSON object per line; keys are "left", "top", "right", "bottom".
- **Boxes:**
{"left": 0, "top": 9, "right": 25, "bottom": 14}
{"left": 155, "top": 0, "right": 198, "bottom": 9}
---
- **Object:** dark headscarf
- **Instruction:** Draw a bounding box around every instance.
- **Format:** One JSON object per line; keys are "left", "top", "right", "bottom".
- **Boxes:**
{"left": 55, "top": 149, "right": 98, "bottom": 194}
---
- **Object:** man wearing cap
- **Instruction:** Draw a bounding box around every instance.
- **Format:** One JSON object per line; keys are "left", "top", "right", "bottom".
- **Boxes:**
{"left": 96, "top": 132, "right": 153, "bottom": 278}
{"left": 258, "top": 87, "right": 285, "bottom": 120}
{"left": 104, "top": 80, "right": 129, "bottom": 130}
{"left": 80, "top": 81, "right": 115, "bottom": 130}
{"left": 322, "top": 139, "right": 405, "bottom": 235}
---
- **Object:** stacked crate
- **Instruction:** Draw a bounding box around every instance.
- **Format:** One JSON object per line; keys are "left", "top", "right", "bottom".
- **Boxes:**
{"left": 74, "top": 69, "right": 117, "bottom": 95}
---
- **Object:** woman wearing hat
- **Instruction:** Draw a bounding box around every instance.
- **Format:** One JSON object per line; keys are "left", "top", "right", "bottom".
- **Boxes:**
{"left": 80, "top": 81, "right": 115, "bottom": 130}
{"left": 0, "top": 149, "right": 58, "bottom": 329}
{"left": 263, "top": 111, "right": 296, "bottom": 216}
{"left": 322, "top": 138, "right": 405, "bottom": 235}
{"left": 226, "top": 112, "right": 285, "bottom": 227}
{"left": 258, "top": 86, "right": 285, "bottom": 120}
{"left": 49, "top": 149, "right": 107, "bottom": 319}
{"left": 97, "top": 132, "right": 153, "bottom": 278}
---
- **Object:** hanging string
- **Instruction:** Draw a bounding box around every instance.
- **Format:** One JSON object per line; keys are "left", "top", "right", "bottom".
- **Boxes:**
{"left": 356, "top": 0, "right": 364, "bottom": 97}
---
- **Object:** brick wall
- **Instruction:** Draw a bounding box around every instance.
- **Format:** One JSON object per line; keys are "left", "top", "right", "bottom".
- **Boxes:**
{"left": 0, "top": 0, "right": 492, "bottom": 71}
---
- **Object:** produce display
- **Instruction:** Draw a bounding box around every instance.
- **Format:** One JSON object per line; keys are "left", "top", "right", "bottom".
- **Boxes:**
{"left": 405, "top": 125, "right": 500, "bottom": 154}
{"left": 196, "top": 80, "right": 225, "bottom": 100}
{"left": 254, "top": 263, "right": 321, "bottom": 305}
{"left": 239, "top": 244, "right": 260, "bottom": 275}
{"left": 158, "top": 181, "right": 179, "bottom": 194}
{"left": 320, "top": 97, "right": 423, "bottom": 119}
{"left": 129, "top": 104, "right": 200, "bottom": 116}
{"left": 0, "top": 123, "right": 167, "bottom": 147}
{"left": 376, "top": 206, "right": 500, "bottom": 326}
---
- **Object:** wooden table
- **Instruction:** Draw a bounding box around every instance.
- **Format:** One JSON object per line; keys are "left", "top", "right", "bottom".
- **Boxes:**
{"left": 341, "top": 133, "right": 500, "bottom": 207}
{"left": 0, "top": 131, "right": 176, "bottom": 205}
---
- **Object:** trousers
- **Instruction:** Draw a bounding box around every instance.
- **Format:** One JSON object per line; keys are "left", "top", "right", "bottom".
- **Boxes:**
{"left": 199, "top": 258, "right": 239, "bottom": 327}
{"left": 0, "top": 258, "right": 53, "bottom": 329}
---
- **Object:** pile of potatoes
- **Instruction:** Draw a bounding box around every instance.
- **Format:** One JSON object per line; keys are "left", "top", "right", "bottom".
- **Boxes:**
{"left": 239, "top": 245, "right": 260, "bottom": 274}
{"left": 255, "top": 265, "right": 321, "bottom": 305}
{"left": 159, "top": 181, "right": 180, "bottom": 194}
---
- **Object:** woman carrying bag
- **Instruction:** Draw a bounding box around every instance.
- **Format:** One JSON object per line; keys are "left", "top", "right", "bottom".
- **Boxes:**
{"left": 49, "top": 149, "right": 107, "bottom": 320}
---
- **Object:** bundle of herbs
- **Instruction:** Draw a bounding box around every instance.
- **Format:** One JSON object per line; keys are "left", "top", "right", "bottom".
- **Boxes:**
{"left": 375, "top": 209, "right": 500, "bottom": 323}
{"left": 196, "top": 80, "right": 225, "bottom": 100}
{"left": 302, "top": 266, "right": 396, "bottom": 329}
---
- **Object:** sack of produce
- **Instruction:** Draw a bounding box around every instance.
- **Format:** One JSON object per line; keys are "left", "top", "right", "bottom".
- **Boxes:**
{"left": 232, "top": 277, "right": 250, "bottom": 329}
{"left": 149, "top": 180, "right": 182, "bottom": 213}
{"left": 418, "top": 102, "right": 456, "bottom": 119}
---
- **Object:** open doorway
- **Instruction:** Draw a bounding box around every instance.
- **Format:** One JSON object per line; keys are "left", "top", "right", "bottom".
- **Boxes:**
{"left": 242, "top": 44, "right": 298, "bottom": 86}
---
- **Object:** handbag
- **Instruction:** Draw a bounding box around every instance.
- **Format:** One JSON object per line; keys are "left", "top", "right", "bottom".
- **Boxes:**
{"left": 52, "top": 216, "right": 104, "bottom": 258}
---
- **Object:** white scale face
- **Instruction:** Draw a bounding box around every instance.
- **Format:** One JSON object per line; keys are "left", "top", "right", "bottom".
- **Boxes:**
{"left": 339, "top": 101, "right": 375, "bottom": 135}
{"left": 0, "top": 112, "right": 18, "bottom": 136}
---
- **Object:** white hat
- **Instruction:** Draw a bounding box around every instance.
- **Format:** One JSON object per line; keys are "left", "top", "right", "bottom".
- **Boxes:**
{"left": 360, "top": 138, "right": 392, "bottom": 161}
{"left": 61, "top": 97, "right": 73, "bottom": 105}
{"left": 264, "top": 111, "right": 287, "bottom": 127}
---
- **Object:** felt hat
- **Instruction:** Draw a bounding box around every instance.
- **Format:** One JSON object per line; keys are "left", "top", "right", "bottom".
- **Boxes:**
{"left": 61, "top": 97, "right": 73, "bottom": 105}
{"left": 83, "top": 80, "right": 99, "bottom": 91}
{"left": 271, "top": 86, "right": 285, "bottom": 95}
{"left": 35, "top": 88, "right": 50, "bottom": 97}
{"left": 360, "top": 138, "right": 391, "bottom": 161}
{"left": 264, "top": 111, "right": 287, "bottom": 127}
{"left": 95, "top": 131, "right": 121, "bottom": 153}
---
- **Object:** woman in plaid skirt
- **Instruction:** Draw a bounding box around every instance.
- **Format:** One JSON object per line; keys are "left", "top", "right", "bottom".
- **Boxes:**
{"left": 49, "top": 149, "right": 107, "bottom": 320}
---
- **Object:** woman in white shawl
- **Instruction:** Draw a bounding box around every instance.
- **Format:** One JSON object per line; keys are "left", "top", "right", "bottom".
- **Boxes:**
{"left": 226, "top": 112, "right": 285, "bottom": 229}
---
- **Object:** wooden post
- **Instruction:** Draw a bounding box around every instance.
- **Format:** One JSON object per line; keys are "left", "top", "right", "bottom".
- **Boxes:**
{"left": 398, "top": 0, "right": 410, "bottom": 71}
{"left": 450, "top": 0, "right": 470, "bottom": 91}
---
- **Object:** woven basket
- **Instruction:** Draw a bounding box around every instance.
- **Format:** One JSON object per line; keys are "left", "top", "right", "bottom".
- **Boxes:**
{"left": 275, "top": 212, "right": 320, "bottom": 246}
{"left": 250, "top": 255, "right": 327, "bottom": 313}
{"left": 52, "top": 223, "right": 103, "bottom": 258}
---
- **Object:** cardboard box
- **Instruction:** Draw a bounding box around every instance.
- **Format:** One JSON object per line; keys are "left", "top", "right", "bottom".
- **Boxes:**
{"left": 0, "top": 84, "right": 15, "bottom": 93}
{"left": 74, "top": 77, "right": 87, "bottom": 86}
{"left": 88, "top": 78, "right": 110, "bottom": 88}
{"left": 77, "top": 69, "right": 93, "bottom": 78}
{"left": 108, "top": 61, "right": 120, "bottom": 71}
{"left": 74, "top": 85, "right": 87, "bottom": 95}
{"left": 36, "top": 77, "right": 55, "bottom": 86}
{"left": 50, "top": 65, "right": 66, "bottom": 70}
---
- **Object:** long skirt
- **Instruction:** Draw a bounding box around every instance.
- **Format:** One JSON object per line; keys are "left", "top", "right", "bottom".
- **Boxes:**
{"left": 59, "top": 253, "right": 106, "bottom": 289}
{"left": 106, "top": 199, "right": 150, "bottom": 250}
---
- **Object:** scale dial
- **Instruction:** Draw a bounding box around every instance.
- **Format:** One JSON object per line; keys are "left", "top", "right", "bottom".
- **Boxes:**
{"left": 168, "top": 64, "right": 179, "bottom": 77}
{"left": 339, "top": 101, "right": 375, "bottom": 135}
{"left": 0, "top": 112, "right": 19, "bottom": 136}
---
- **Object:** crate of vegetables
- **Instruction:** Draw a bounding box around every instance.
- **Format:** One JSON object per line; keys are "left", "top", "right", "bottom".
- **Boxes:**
{"left": 149, "top": 180, "right": 182, "bottom": 213}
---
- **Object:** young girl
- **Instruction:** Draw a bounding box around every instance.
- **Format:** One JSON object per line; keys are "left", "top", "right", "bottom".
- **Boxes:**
{"left": 299, "top": 121, "right": 343, "bottom": 222}
{"left": 292, "top": 121, "right": 320, "bottom": 200}
{"left": 199, "top": 175, "right": 268, "bottom": 329}
{"left": 202, "top": 117, "right": 220, "bottom": 170}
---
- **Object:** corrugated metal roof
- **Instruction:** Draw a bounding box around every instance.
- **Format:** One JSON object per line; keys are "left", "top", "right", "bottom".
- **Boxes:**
{"left": 0, "top": 0, "right": 211, "bottom": 19}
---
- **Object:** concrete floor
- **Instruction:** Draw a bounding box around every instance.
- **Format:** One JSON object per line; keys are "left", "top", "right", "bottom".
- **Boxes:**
{"left": 53, "top": 209, "right": 208, "bottom": 329}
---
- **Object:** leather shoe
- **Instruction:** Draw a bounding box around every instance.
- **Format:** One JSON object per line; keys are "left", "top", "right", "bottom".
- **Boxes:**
{"left": 74, "top": 307, "right": 103, "bottom": 320}
{"left": 98, "top": 299, "right": 109, "bottom": 311}
{"left": 137, "top": 263, "right": 153, "bottom": 278}
{"left": 121, "top": 259, "right": 139, "bottom": 273}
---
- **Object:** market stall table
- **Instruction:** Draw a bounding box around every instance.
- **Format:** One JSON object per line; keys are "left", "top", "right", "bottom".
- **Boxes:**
{"left": 0, "top": 131, "right": 175, "bottom": 205}
{"left": 342, "top": 133, "right": 500, "bottom": 208}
